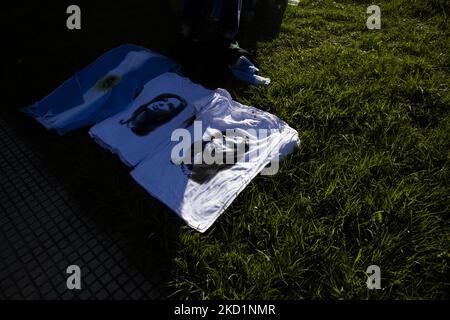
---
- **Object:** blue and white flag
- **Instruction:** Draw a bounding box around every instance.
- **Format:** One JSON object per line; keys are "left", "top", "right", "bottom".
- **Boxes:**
{"left": 23, "top": 44, "right": 179, "bottom": 135}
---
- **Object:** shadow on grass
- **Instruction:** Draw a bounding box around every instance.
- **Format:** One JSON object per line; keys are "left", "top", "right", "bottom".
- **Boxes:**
{"left": 3, "top": 0, "right": 287, "bottom": 297}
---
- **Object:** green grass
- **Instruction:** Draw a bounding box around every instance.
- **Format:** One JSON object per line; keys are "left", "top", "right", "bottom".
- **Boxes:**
{"left": 167, "top": 0, "right": 449, "bottom": 299}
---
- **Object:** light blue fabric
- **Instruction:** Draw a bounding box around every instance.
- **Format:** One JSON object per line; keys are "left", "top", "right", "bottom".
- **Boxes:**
{"left": 23, "top": 44, "right": 180, "bottom": 135}
{"left": 230, "top": 55, "right": 271, "bottom": 86}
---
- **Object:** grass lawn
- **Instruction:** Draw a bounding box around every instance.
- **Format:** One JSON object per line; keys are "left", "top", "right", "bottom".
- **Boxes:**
{"left": 168, "top": 0, "right": 449, "bottom": 299}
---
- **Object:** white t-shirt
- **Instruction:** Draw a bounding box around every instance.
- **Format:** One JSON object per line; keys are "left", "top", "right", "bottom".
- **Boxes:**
{"left": 130, "top": 89, "right": 300, "bottom": 232}
{"left": 89, "top": 72, "right": 213, "bottom": 166}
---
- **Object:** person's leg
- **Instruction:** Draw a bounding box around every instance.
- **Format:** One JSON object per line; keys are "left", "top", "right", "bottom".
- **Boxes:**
{"left": 180, "top": 0, "right": 268, "bottom": 85}
{"left": 181, "top": 0, "right": 206, "bottom": 38}
{"left": 241, "top": 0, "right": 257, "bottom": 22}
{"left": 217, "top": 0, "right": 243, "bottom": 40}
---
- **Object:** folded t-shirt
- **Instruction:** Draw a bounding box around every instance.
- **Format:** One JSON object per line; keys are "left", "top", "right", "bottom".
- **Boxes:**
{"left": 130, "top": 89, "right": 300, "bottom": 232}
{"left": 89, "top": 72, "right": 213, "bottom": 167}
{"left": 22, "top": 44, "right": 179, "bottom": 135}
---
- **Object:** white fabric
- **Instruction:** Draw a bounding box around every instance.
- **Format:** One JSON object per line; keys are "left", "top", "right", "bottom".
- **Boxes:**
{"left": 130, "top": 89, "right": 300, "bottom": 233}
{"left": 89, "top": 73, "right": 213, "bottom": 166}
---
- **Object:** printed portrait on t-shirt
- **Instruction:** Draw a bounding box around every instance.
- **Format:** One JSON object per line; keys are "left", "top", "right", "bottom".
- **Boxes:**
{"left": 120, "top": 93, "right": 187, "bottom": 136}
{"left": 180, "top": 131, "right": 250, "bottom": 184}
{"left": 95, "top": 74, "right": 122, "bottom": 92}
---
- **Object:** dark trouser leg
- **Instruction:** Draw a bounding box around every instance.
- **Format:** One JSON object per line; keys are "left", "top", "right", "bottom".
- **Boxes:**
{"left": 218, "top": 0, "right": 243, "bottom": 40}
{"left": 181, "top": 0, "right": 206, "bottom": 37}
{"left": 242, "top": 0, "right": 257, "bottom": 21}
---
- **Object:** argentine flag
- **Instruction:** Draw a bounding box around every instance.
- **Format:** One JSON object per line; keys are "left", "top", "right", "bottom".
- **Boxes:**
{"left": 23, "top": 44, "right": 179, "bottom": 135}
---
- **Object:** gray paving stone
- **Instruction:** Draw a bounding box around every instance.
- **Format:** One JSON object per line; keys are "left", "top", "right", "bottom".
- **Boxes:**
{"left": 0, "top": 117, "right": 161, "bottom": 300}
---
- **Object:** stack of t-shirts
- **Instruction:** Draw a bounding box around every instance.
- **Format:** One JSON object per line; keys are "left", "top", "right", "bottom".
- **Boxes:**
{"left": 22, "top": 44, "right": 179, "bottom": 135}
{"left": 89, "top": 72, "right": 213, "bottom": 167}
{"left": 130, "top": 89, "right": 300, "bottom": 232}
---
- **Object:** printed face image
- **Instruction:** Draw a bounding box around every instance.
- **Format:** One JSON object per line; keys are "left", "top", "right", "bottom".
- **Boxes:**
{"left": 182, "top": 133, "right": 249, "bottom": 184}
{"left": 95, "top": 74, "right": 121, "bottom": 91}
{"left": 120, "top": 94, "right": 187, "bottom": 136}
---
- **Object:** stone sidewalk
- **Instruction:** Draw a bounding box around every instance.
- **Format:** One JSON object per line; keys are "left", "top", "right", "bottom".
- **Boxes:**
{"left": 0, "top": 116, "right": 161, "bottom": 300}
